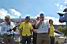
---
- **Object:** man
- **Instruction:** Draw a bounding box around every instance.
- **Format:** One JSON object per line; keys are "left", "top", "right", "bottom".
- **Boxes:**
{"left": 0, "top": 15, "right": 15, "bottom": 44}
{"left": 33, "top": 17, "right": 40, "bottom": 44}
{"left": 19, "top": 16, "right": 33, "bottom": 44}
{"left": 36, "top": 13, "right": 49, "bottom": 44}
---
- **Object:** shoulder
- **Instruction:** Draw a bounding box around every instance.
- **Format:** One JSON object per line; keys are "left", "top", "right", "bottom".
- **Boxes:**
{"left": 20, "top": 22, "right": 25, "bottom": 26}
{"left": 29, "top": 22, "right": 32, "bottom": 25}
{"left": 22, "top": 22, "right": 25, "bottom": 24}
{"left": 11, "top": 22, "right": 15, "bottom": 25}
{"left": 1, "top": 22, "right": 5, "bottom": 24}
{"left": 28, "top": 23, "right": 32, "bottom": 27}
{"left": 44, "top": 20, "right": 49, "bottom": 24}
{"left": 0, "top": 22, "right": 5, "bottom": 25}
{"left": 10, "top": 22, "right": 15, "bottom": 27}
{"left": 11, "top": 22, "right": 15, "bottom": 24}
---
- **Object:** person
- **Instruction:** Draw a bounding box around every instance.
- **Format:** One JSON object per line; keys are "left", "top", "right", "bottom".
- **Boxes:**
{"left": 33, "top": 17, "right": 40, "bottom": 44}
{"left": 13, "top": 22, "right": 20, "bottom": 44}
{"left": 36, "top": 13, "right": 49, "bottom": 44}
{"left": 49, "top": 19, "right": 55, "bottom": 44}
{"left": 19, "top": 16, "right": 33, "bottom": 44}
{"left": 0, "top": 15, "right": 15, "bottom": 44}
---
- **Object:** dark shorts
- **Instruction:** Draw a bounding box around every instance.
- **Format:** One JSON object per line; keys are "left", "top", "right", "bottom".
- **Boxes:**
{"left": 21, "top": 36, "right": 31, "bottom": 44}
{"left": 50, "top": 36, "right": 55, "bottom": 44}
{"left": 33, "top": 32, "right": 37, "bottom": 44}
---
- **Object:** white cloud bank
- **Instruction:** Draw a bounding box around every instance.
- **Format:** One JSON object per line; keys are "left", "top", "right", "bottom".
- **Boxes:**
{"left": 0, "top": 8, "right": 66, "bottom": 25}
{"left": 54, "top": 0, "right": 67, "bottom": 25}
{"left": 45, "top": 16, "right": 66, "bottom": 25}
{"left": 64, "top": 0, "right": 67, "bottom": 4}
{"left": 0, "top": 8, "right": 22, "bottom": 19}
{"left": 55, "top": 0, "right": 67, "bottom": 13}
{"left": 9, "top": 9, "right": 22, "bottom": 17}
{"left": 55, "top": 3, "right": 66, "bottom": 13}
{"left": 0, "top": 8, "right": 10, "bottom": 19}
{"left": 32, "top": 14, "right": 66, "bottom": 25}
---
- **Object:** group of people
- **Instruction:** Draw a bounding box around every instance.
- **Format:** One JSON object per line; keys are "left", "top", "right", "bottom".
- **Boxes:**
{"left": 0, "top": 13, "right": 55, "bottom": 44}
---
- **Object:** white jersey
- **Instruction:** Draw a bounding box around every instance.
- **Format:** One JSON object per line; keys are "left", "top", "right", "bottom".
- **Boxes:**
{"left": 0, "top": 22, "right": 15, "bottom": 35}
{"left": 37, "top": 20, "right": 49, "bottom": 33}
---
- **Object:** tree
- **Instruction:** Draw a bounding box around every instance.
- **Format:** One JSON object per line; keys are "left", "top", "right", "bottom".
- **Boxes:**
{"left": 62, "top": 26, "right": 67, "bottom": 36}
{"left": 58, "top": 26, "right": 63, "bottom": 32}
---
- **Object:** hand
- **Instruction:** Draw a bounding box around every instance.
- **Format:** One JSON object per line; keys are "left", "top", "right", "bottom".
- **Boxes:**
{"left": 7, "top": 29, "right": 12, "bottom": 32}
{"left": 33, "top": 29, "right": 37, "bottom": 33}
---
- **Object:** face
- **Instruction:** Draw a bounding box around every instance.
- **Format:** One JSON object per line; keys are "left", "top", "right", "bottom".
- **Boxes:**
{"left": 40, "top": 16, "right": 44, "bottom": 21}
{"left": 36, "top": 17, "right": 40, "bottom": 20}
{"left": 49, "top": 20, "right": 53, "bottom": 25}
{"left": 5, "top": 17, "right": 10, "bottom": 23}
{"left": 25, "top": 18, "right": 30, "bottom": 23}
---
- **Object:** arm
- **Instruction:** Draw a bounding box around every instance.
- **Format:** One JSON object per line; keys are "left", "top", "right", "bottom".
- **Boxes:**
{"left": 19, "top": 29, "right": 22, "bottom": 36}
{"left": 31, "top": 26, "right": 37, "bottom": 33}
{"left": 9, "top": 22, "right": 16, "bottom": 31}
{"left": 35, "top": 20, "right": 41, "bottom": 29}
{"left": 48, "top": 28, "right": 50, "bottom": 34}
{"left": 19, "top": 23, "right": 23, "bottom": 36}
{"left": 30, "top": 26, "right": 33, "bottom": 34}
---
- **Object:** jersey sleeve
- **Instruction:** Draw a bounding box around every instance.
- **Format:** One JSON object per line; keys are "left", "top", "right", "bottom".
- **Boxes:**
{"left": 19, "top": 23, "right": 23, "bottom": 30}
{"left": 30, "top": 23, "right": 33, "bottom": 30}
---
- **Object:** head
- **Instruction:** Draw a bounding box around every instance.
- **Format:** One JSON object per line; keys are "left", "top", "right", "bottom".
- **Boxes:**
{"left": 63, "top": 8, "right": 67, "bottom": 12}
{"left": 40, "top": 13, "right": 44, "bottom": 21}
{"left": 4, "top": 15, "right": 10, "bottom": 23}
{"left": 25, "top": 16, "right": 30, "bottom": 23}
{"left": 49, "top": 19, "right": 53, "bottom": 25}
{"left": 36, "top": 17, "right": 40, "bottom": 20}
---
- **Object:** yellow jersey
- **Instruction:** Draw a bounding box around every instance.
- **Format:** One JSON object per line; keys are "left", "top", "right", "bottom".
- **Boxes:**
{"left": 49, "top": 25, "right": 55, "bottom": 37}
{"left": 19, "top": 22, "right": 33, "bottom": 36}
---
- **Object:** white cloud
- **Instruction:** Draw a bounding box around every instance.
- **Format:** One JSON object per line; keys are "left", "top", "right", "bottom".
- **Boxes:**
{"left": 31, "top": 11, "right": 45, "bottom": 18}
{"left": 0, "top": 8, "right": 22, "bottom": 19}
{"left": 59, "top": 5, "right": 63, "bottom": 10}
{"left": 55, "top": 2, "right": 67, "bottom": 13}
{"left": 0, "top": 8, "right": 66, "bottom": 25}
{"left": 32, "top": 14, "right": 66, "bottom": 25}
{"left": 64, "top": 0, "right": 67, "bottom": 4}
{"left": 0, "top": 8, "right": 10, "bottom": 19}
{"left": 32, "top": 11, "right": 66, "bottom": 25}
{"left": 56, "top": 4, "right": 67, "bottom": 13}
{"left": 57, "top": 5, "right": 66, "bottom": 12}
{"left": 55, "top": 3, "right": 60, "bottom": 7}
{"left": 38, "top": 11, "right": 45, "bottom": 14}
{"left": 45, "top": 16, "right": 66, "bottom": 25}
{"left": 33, "top": 14, "right": 39, "bottom": 18}
{"left": 9, "top": 9, "right": 22, "bottom": 17}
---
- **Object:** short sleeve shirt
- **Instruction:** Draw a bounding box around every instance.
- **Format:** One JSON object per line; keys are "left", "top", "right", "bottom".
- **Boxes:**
{"left": 19, "top": 22, "right": 33, "bottom": 36}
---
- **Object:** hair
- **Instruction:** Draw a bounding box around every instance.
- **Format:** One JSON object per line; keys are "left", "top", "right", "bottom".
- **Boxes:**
{"left": 36, "top": 17, "right": 40, "bottom": 20}
{"left": 25, "top": 16, "right": 30, "bottom": 20}
{"left": 63, "top": 8, "right": 67, "bottom": 12}
{"left": 5, "top": 15, "right": 10, "bottom": 19}
{"left": 40, "top": 13, "right": 44, "bottom": 17}
{"left": 49, "top": 19, "right": 53, "bottom": 24}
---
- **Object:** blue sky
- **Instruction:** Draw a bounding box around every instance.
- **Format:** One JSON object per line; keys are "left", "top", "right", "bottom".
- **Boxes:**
{"left": 0, "top": 0, "right": 66, "bottom": 19}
